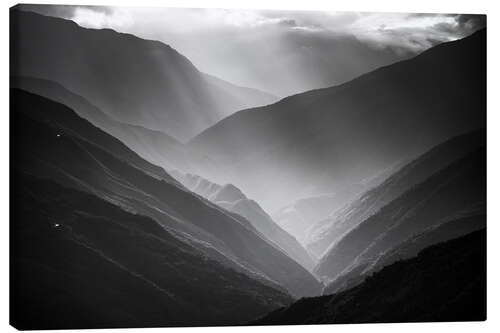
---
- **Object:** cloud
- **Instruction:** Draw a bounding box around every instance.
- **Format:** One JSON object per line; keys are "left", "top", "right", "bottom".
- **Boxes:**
{"left": 17, "top": 4, "right": 113, "bottom": 18}
{"left": 71, "top": 6, "right": 133, "bottom": 29}
{"left": 455, "top": 14, "right": 486, "bottom": 31}
{"left": 338, "top": 12, "right": 485, "bottom": 53}
{"left": 20, "top": 5, "right": 484, "bottom": 53}
{"left": 15, "top": 5, "right": 485, "bottom": 96}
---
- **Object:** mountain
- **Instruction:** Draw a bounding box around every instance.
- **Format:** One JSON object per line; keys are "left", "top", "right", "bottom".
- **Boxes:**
{"left": 189, "top": 29, "right": 486, "bottom": 213}
{"left": 272, "top": 194, "right": 340, "bottom": 246}
{"left": 11, "top": 174, "right": 292, "bottom": 329}
{"left": 306, "top": 129, "right": 486, "bottom": 258}
{"left": 253, "top": 230, "right": 486, "bottom": 325}
{"left": 314, "top": 142, "right": 486, "bottom": 283}
{"left": 11, "top": 76, "right": 190, "bottom": 171}
{"left": 182, "top": 28, "right": 408, "bottom": 97}
{"left": 9, "top": 82, "right": 176, "bottom": 184}
{"left": 11, "top": 88, "right": 321, "bottom": 298}
{"left": 323, "top": 208, "right": 485, "bottom": 295}
{"left": 173, "top": 172, "right": 316, "bottom": 271}
{"left": 10, "top": 9, "right": 277, "bottom": 141}
{"left": 273, "top": 161, "right": 403, "bottom": 247}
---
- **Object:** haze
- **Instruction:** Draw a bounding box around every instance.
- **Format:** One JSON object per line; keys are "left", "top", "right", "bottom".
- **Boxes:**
{"left": 18, "top": 5, "right": 485, "bottom": 96}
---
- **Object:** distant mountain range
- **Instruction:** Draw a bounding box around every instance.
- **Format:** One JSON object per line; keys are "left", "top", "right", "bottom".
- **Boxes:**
{"left": 272, "top": 193, "right": 339, "bottom": 246}
{"left": 10, "top": 9, "right": 277, "bottom": 141}
{"left": 189, "top": 29, "right": 486, "bottom": 213}
{"left": 172, "top": 172, "right": 316, "bottom": 271}
{"left": 273, "top": 162, "right": 401, "bottom": 248}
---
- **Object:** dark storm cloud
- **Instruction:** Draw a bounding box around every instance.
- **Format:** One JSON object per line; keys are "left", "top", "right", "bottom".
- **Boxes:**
{"left": 455, "top": 14, "right": 486, "bottom": 31}
{"left": 406, "top": 13, "right": 485, "bottom": 37}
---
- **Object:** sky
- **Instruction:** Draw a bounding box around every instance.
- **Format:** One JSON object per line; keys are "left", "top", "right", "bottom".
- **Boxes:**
{"left": 20, "top": 5, "right": 486, "bottom": 96}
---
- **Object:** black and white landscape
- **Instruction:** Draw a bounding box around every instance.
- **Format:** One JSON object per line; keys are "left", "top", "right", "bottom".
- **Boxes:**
{"left": 10, "top": 5, "right": 486, "bottom": 329}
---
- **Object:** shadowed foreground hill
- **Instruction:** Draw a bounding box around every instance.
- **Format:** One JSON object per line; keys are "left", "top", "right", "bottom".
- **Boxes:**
{"left": 315, "top": 143, "right": 486, "bottom": 283}
{"left": 253, "top": 230, "right": 486, "bottom": 325}
{"left": 11, "top": 174, "right": 292, "bottom": 329}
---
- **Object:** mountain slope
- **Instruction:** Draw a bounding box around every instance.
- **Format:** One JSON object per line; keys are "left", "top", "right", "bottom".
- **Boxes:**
{"left": 273, "top": 161, "right": 403, "bottom": 247}
{"left": 272, "top": 194, "right": 343, "bottom": 246}
{"left": 306, "top": 129, "right": 486, "bottom": 258}
{"left": 323, "top": 208, "right": 485, "bottom": 295}
{"left": 189, "top": 29, "right": 486, "bottom": 213}
{"left": 10, "top": 9, "right": 277, "bottom": 141}
{"left": 11, "top": 88, "right": 321, "bottom": 298}
{"left": 173, "top": 173, "right": 316, "bottom": 271}
{"left": 9, "top": 81, "right": 176, "bottom": 183}
{"left": 11, "top": 174, "right": 292, "bottom": 329}
{"left": 314, "top": 143, "right": 486, "bottom": 282}
{"left": 11, "top": 76, "right": 191, "bottom": 171}
{"left": 253, "top": 230, "right": 486, "bottom": 325}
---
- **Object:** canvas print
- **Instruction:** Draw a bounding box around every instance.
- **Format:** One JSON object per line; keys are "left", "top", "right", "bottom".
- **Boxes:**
{"left": 10, "top": 4, "right": 486, "bottom": 329}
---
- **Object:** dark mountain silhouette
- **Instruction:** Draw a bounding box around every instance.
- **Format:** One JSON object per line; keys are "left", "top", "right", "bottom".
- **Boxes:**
{"left": 315, "top": 142, "right": 486, "bottom": 283}
{"left": 307, "top": 129, "right": 486, "bottom": 258}
{"left": 10, "top": 174, "right": 292, "bottom": 329}
{"left": 253, "top": 230, "right": 486, "bottom": 325}
{"left": 173, "top": 172, "right": 316, "bottom": 271}
{"left": 11, "top": 76, "right": 191, "bottom": 171}
{"left": 189, "top": 29, "right": 486, "bottom": 213}
{"left": 10, "top": 9, "right": 277, "bottom": 141}
{"left": 11, "top": 88, "right": 321, "bottom": 298}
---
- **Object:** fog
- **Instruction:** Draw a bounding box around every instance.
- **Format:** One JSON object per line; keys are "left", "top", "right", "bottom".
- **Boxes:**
{"left": 18, "top": 5, "right": 485, "bottom": 96}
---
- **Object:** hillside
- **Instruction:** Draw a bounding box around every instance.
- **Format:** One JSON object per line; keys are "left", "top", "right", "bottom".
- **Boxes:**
{"left": 254, "top": 230, "right": 486, "bottom": 325}
{"left": 10, "top": 9, "right": 277, "bottom": 141}
{"left": 11, "top": 174, "right": 292, "bottom": 329}
{"left": 307, "top": 129, "right": 486, "bottom": 258}
{"left": 315, "top": 144, "right": 486, "bottom": 282}
{"left": 11, "top": 89, "right": 322, "bottom": 298}
{"left": 173, "top": 172, "right": 316, "bottom": 271}
{"left": 189, "top": 29, "right": 486, "bottom": 213}
{"left": 11, "top": 76, "right": 191, "bottom": 171}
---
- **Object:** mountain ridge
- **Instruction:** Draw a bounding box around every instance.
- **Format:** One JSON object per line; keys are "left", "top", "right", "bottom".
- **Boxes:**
{"left": 306, "top": 129, "right": 486, "bottom": 259}
{"left": 11, "top": 88, "right": 321, "bottom": 298}
{"left": 10, "top": 9, "right": 277, "bottom": 141}
{"left": 172, "top": 172, "right": 317, "bottom": 271}
{"left": 11, "top": 172, "right": 293, "bottom": 329}
{"left": 253, "top": 229, "right": 486, "bottom": 325}
{"left": 10, "top": 76, "right": 192, "bottom": 171}
{"left": 188, "top": 28, "right": 486, "bottom": 212}
{"left": 315, "top": 142, "right": 486, "bottom": 283}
